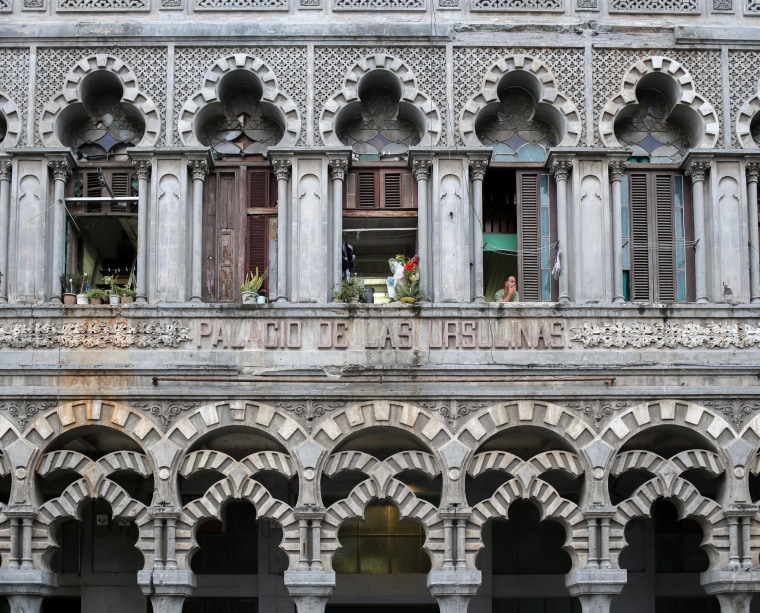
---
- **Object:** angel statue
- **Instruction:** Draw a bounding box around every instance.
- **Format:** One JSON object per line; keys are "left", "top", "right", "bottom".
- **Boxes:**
{"left": 386, "top": 257, "right": 406, "bottom": 300}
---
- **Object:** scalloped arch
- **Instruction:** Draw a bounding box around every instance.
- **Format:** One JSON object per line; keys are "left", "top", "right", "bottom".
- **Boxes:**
{"left": 459, "top": 54, "right": 581, "bottom": 148}
{"left": 39, "top": 54, "right": 160, "bottom": 148}
{"left": 736, "top": 81, "right": 760, "bottom": 149}
{"left": 178, "top": 54, "right": 300, "bottom": 148}
{"left": 0, "top": 90, "right": 21, "bottom": 150}
{"left": 319, "top": 53, "right": 442, "bottom": 147}
{"left": 599, "top": 56, "right": 719, "bottom": 149}
{"left": 599, "top": 400, "right": 734, "bottom": 458}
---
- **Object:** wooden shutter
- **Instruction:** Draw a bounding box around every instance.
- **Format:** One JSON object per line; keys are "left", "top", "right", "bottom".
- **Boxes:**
{"left": 358, "top": 171, "right": 377, "bottom": 208}
{"left": 247, "top": 216, "right": 269, "bottom": 295}
{"left": 629, "top": 173, "right": 651, "bottom": 302}
{"left": 629, "top": 172, "right": 677, "bottom": 302}
{"left": 382, "top": 172, "right": 402, "bottom": 208}
{"left": 248, "top": 170, "right": 270, "bottom": 209}
{"left": 518, "top": 171, "right": 540, "bottom": 302}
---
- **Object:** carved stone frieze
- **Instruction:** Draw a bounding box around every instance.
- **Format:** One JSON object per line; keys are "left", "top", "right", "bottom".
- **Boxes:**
{"left": 420, "top": 400, "right": 488, "bottom": 431}
{"left": 0, "top": 400, "right": 56, "bottom": 429}
{"left": 571, "top": 321, "right": 760, "bottom": 349}
{"left": 0, "top": 320, "right": 192, "bottom": 349}
{"left": 132, "top": 400, "right": 200, "bottom": 431}
{"left": 610, "top": 0, "right": 698, "bottom": 11}
{"left": 566, "top": 400, "right": 632, "bottom": 431}
{"left": 705, "top": 400, "right": 760, "bottom": 427}
{"left": 276, "top": 400, "right": 345, "bottom": 433}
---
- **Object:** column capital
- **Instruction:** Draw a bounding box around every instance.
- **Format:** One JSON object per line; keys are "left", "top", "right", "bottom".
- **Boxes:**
{"left": 746, "top": 161, "right": 760, "bottom": 183}
{"left": 468, "top": 159, "right": 488, "bottom": 182}
{"left": 685, "top": 159, "right": 710, "bottom": 182}
{"left": 412, "top": 158, "right": 433, "bottom": 181}
{"left": 608, "top": 159, "right": 628, "bottom": 182}
{"left": 272, "top": 158, "right": 292, "bottom": 181}
{"left": 132, "top": 158, "right": 152, "bottom": 181}
{"left": 550, "top": 159, "right": 573, "bottom": 182}
{"left": 47, "top": 159, "right": 72, "bottom": 181}
{"left": 328, "top": 157, "right": 348, "bottom": 181}
{"left": 0, "top": 160, "right": 11, "bottom": 182}
{"left": 188, "top": 158, "right": 209, "bottom": 181}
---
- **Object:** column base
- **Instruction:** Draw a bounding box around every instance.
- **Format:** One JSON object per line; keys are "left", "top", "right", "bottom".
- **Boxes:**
{"left": 284, "top": 570, "right": 335, "bottom": 613}
{"left": 566, "top": 569, "right": 627, "bottom": 613}
{"left": 427, "top": 569, "right": 482, "bottom": 613}
{"left": 138, "top": 569, "right": 195, "bottom": 613}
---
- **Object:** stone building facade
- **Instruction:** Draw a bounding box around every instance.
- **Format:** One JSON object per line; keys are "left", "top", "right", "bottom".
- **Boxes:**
{"left": 0, "top": 1, "right": 760, "bottom": 612}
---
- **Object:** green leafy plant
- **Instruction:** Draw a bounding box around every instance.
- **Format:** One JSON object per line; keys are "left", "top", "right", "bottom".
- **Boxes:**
{"left": 241, "top": 268, "right": 268, "bottom": 294}
{"left": 102, "top": 274, "right": 119, "bottom": 294}
{"left": 333, "top": 276, "right": 364, "bottom": 302}
{"left": 118, "top": 286, "right": 137, "bottom": 299}
{"left": 60, "top": 271, "right": 85, "bottom": 294}
{"left": 86, "top": 288, "right": 109, "bottom": 301}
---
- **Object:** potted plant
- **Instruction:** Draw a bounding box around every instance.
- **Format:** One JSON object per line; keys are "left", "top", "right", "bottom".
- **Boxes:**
{"left": 86, "top": 287, "right": 109, "bottom": 305}
{"left": 119, "top": 285, "right": 137, "bottom": 303}
{"left": 241, "top": 268, "right": 268, "bottom": 304}
{"left": 60, "top": 271, "right": 84, "bottom": 305}
{"left": 102, "top": 274, "right": 120, "bottom": 305}
{"left": 333, "top": 276, "right": 364, "bottom": 303}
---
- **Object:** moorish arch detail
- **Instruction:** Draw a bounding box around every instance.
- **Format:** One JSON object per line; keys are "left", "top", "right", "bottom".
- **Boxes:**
{"left": 165, "top": 400, "right": 309, "bottom": 452}
{"left": 39, "top": 54, "right": 160, "bottom": 149}
{"left": 178, "top": 54, "right": 300, "bottom": 150}
{"left": 322, "top": 476, "right": 443, "bottom": 570}
{"left": 459, "top": 54, "right": 582, "bottom": 152}
{"left": 736, "top": 78, "right": 760, "bottom": 149}
{"left": 175, "top": 476, "right": 299, "bottom": 570}
{"left": 0, "top": 89, "right": 20, "bottom": 149}
{"left": 469, "top": 476, "right": 586, "bottom": 569}
{"left": 610, "top": 476, "right": 727, "bottom": 569}
{"left": 599, "top": 56, "right": 719, "bottom": 151}
{"left": 319, "top": 53, "right": 442, "bottom": 149}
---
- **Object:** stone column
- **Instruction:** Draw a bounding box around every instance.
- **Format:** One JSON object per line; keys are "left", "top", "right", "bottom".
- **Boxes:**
{"left": 272, "top": 158, "right": 292, "bottom": 303}
{"left": 187, "top": 158, "right": 209, "bottom": 303}
{"left": 132, "top": 158, "right": 152, "bottom": 303}
{"left": 746, "top": 162, "right": 760, "bottom": 303}
{"left": 550, "top": 158, "right": 573, "bottom": 303}
{"left": 412, "top": 156, "right": 433, "bottom": 298}
{"left": 47, "top": 158, "right": 72, "bottom": 303}
{"left": 686, "top": 159, "right": 710, "bottom": 303}
{"left": 284, "top": 570, "right": 335, "bottom": 613}
{"left": 566, "top": 569, "right": 627, "bottom": 613}
{"left": 609, "top": 159, "right": 627, "bottom": 303}
{"left": 0, "top": 159, "right": 10, "bottom": 303}
{"left": 427, "top": 570, "right": 482, "bottom": 613}
{"left": 328, "top": 156, "right": 349, "bottom": 286}
{"left": 138, "top": 507, "right": 193, "bottom": 613}
{"left": 469, "top": 157, "right": 488, "bottom": 303}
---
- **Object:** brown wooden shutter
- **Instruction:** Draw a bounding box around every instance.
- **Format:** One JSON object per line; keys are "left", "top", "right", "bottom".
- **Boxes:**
{"left": 630, "top": 173, "right": 651, "bottom": 302}
{"left": 382, "top": 172, "right": 402, "bottom": 208}
{"left": 358, "top": 171, "right": 377, "bottom": 208}
{"left": 518, "top": 171, "right": 540, "bottom": 301}
{"left": 655, "top": 174, "right": 676, "bottom": 302}
{"left": 247, "top": 216, "right": 269, "bottom": 295}
{"left": 248, "top": 170, "right": 270, "bottom": 208}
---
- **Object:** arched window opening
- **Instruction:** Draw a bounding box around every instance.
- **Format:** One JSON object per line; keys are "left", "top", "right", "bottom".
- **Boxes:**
{"left": 751, "top": 113, "right": 760, "bottom": 147}
{"left": 616, "top": 499, "right": 716, "bottom": 612}
{"left": 333, "top": 501, "right": 430, "bottom": 574}
{"left": 191, "top": 500, "right": 259, "bottom": 575}
{"left": 0, "top": 113, "right": 6, "bottom": 145}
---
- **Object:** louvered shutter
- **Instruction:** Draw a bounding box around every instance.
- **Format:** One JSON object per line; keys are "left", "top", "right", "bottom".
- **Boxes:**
{"left": 248, "top": 170, "right": 270, "bottom": 209}
{"left": 247, "top": 216, "right": 269, "bottom": 296}
{"left": 629, "top": 173, "right": 651, "bottom": 301}
{"left": 358, "top": 171, "right": 377, "bottom": 208}
{"left": 655, "top": 175, "right": 676, "bottom": 302}
{"left": 382, "top": 172, "right": 402, "bottom": 208}
{"left": 518, "top": 171, "right": 540, "bottom": 301}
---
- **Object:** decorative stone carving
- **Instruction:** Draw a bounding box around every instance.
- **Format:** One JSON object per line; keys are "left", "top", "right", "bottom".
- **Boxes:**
{"left": 0, "top": 320, "right": 192, "bottom": 349}
{"left": 705, "top": 400, "right": 760, "bottom": 427}
{"left": 276, "top": 400, "right": 345, "bottom": 433}
{"left": 57, "top": 0, "right": 148, "bottom": 10}
{"left": 571, "top": 321, "right": 760, "bottom": 349}
{"left": 713, "top": 0, "right": 731, "bottom": 8}
{"left": 0, "top": 401, "right": 56, "bottom": 429}
{"left": 132, "top": 401, "right": 200, "bottom": 431}
{"left": 194, "top": 0, "right": 286, "bottom": 7}
{"left": 328, "top": 158, "right": 348, "bottom": 182}
{"left": 420, "top": 401, "right": 488, "bottom": 431}
{"left": 566, "top": 400, "right": 632, "bottom": 431}
{"left": 610, "top": 0, "right": 698, "bottom": 11}
{"left": 333, "top": 0, "right": 423, "bottom": 9}
{"left": 577, "top": 0, "right": 597, "bottom": 7}
{"left": 472, "top": 0, "right": 561, "bottom": 9}
{"left": 746, "top": 0, "right": 759, "bottom": 10}
{"left": 413, "top": 159, "right": 433, "bottom": 182}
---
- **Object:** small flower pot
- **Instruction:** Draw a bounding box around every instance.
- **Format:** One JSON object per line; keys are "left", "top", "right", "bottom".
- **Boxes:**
{"left": 120, "top": 295, "right": 134, "bottom": 304}
{"left": 242, "top": 291, "right": 258, "bottom": 304}
{"left": 62, "top": 293, "right": 77, "bottom": 305}
{"left": 256, "top": 295, "right": 267, "bottom": 304}
{"left": 109, "top": 295, "right": 120, "bottom": 305}
{"left": 89, "top": 297, "right": 103, "bottom": 305}
{"left": 76, "top": 294, "right": 88, "bottom": 305}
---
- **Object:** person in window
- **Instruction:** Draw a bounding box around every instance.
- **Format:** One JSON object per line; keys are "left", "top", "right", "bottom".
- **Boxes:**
{"left": 494, "top": 275, "right": 519, "bottom": 302}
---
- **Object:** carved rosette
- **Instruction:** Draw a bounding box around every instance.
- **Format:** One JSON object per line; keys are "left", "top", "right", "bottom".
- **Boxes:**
{"left": 132, "top": 400, "right": 199, "bottom": 431}
{"left": 0, "top": 400, "right": 56, "bottom": 429}
{"left": 276, "top": 400, "right": 345, "bottom": 433}
{"left": 421, "top": 400, "right": 488, "bottom": 431}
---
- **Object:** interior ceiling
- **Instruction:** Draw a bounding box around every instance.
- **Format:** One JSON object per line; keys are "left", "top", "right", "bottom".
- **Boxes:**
{"left": 75, "top": 216, "right": 137, "bottom": 260}
{"left": 343, "top": 217, "right": 417, "bottom": 277}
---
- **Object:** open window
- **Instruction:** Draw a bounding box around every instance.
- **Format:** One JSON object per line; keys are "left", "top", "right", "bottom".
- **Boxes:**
{"left": 482, "top": 167, "right": 557, "bottom": 302}
{"left": 342, "top": 165, "right": 417, "bottom": 302}
{"left": 203, "top": 164, "right": 277, "bottom": 302}
{"left": 65, "top": 164, "right": 138, "bottom": 291}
